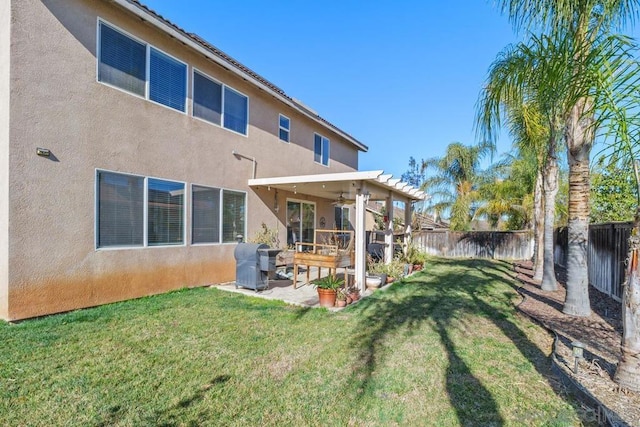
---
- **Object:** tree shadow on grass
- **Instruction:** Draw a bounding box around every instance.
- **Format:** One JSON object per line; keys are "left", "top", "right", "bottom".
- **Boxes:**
{"left": 349, "top": 258, "right": 586, "bottom": 426}
{"left": 96, "top": 375, "right": 231, "bottom": 427}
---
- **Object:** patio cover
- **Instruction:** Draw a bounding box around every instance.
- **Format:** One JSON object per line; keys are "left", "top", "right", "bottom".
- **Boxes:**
{"left": 248, "top": 170, "right": 426, "bottom": 292}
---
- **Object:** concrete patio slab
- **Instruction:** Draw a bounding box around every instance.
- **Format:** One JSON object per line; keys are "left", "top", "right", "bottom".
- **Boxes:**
{"left": 213, "top": 266, "right": 385, "bottom": 309}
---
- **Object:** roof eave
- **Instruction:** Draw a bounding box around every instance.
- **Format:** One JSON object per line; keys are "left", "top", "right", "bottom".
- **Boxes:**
{"left": 111, "top": 0, "right": 368, "bottom": 153}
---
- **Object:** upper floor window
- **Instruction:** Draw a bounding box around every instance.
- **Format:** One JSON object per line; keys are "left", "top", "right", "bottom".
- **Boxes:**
{"left": 314, "top": 133, "right": 330, "bottom": 166}
{"left": 279, "top": 114, "right": 290, "bottom": 142}
{"left": 149, "top": 48, "right": 187, "bottom": 112}
{"left": 193, "top": 70, "right": 249, "bottom": 135}
{"left": 98, "top": 21, "right": 187, "bottom": 113}
{"left": 223, "top": 87, "right": 248, "bottom": 135}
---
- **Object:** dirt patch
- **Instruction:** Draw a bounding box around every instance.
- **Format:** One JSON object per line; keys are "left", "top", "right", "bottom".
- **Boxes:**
{"left": 514, "top": 263, "right": 639, "bottom": 426}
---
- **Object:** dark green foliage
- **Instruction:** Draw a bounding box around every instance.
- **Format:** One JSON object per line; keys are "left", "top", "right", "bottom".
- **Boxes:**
{"left": 591, "top": 157, "right": 637, "bottom": 223}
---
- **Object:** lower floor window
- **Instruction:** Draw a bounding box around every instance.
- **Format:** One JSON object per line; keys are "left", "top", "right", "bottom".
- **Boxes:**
{"left": 148, "top": 178, "right": 185, "bottom": 246}
{"left": 96, "top": 170, "right": 247, "bottom": 248}
{"left": 192, "top": 185, "right": 246, "bottom": 244}
{"left": 97, "top": 171, "right": 185, "bottom": 248}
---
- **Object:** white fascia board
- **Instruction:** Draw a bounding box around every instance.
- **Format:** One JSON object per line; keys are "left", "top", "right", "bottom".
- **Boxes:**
{"left": 248, "top": 170, "right": 385, "bottom": 187}
{"left": 376, "top": 174, "right": 393, "bottom": 185}
{"left": 113, "top": 0, "right": 367, "bottom": 152}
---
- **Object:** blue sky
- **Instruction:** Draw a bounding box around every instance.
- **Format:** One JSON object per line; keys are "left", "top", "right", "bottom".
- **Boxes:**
{"left": 140, "top": 1, "right": 633, "bottom": 179}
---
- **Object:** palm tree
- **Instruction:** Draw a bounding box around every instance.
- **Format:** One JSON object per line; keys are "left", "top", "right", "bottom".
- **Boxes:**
{"left": 497, "top": 0, "right": 640, "bottom": 316}
{"left": 421, "top": 141, "right": 493, "bottom": 231}
{"left": 497, "top": 0, "right": 640, "bottom": 390}
{"left": 600, "top": 87, "right": 640, "bottom": 391}
{"left": 478, "top": 33, "right": 573, "bottom": 292}
{"left": 497, "top": 102, "right": 547, "bottom": 282}
{"left": 476, "top": 150, "right": 537, "bottom": 231}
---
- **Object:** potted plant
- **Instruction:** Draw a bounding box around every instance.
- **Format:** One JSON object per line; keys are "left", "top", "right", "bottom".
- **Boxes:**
{"left": 335, "top": 288, "right": 347, "bottom": 307}
{"left": 366, "top": 258, "right": 387, "bottom": 289}
{"left": 314, "top": 275, "right": 344, "bottom": 308}
{"left": 404, "top": 241, "right": 427, "bottom": 272}
{"left": 347, "top": 286, "right": 360, "bottom": 302}
{"left": 385, "top": 259, "right": 405, "bottom": 282}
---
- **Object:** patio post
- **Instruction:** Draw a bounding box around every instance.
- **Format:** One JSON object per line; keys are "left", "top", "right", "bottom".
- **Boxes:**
{"left": 404, "top": 198, "right": 412, "bottom": 250}
{"left": 385, "top": 193, "right": 394, "bottom": 264}
{"left": 354, "top": 185, "right": 369, "bottom": 293}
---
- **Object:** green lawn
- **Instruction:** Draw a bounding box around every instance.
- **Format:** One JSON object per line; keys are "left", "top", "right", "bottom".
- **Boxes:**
{"left": 1, "top": 258, "right": 588, "bottom": 426}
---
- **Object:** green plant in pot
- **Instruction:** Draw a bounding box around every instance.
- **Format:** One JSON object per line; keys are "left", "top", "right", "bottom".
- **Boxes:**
{"left": 335, "top": 288, "right": 348, "bottom": 308}
{"left": 314, "top": 275, "right": 343, "bottom": 308}
{"left": 366, "top": 259, "right": 387, "bottom": 290}
{"left": 249, "top": 222, "right": 280, "bottom": 248}
{"left": 384, "top": 259, "right": 405, "bottom": 282}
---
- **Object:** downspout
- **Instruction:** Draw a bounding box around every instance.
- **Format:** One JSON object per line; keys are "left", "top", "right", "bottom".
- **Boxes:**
{"left": 232, "top": 150, "right": 256, "bottom": 179}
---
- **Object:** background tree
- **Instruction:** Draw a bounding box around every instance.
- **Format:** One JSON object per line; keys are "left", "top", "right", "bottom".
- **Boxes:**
{"left": 420, "top": 141, "right": 493, "bottom": 231}
{"left": 475, "top": 150, "right": 536, "bottom": 230}
{"left": 590, "top": 155, "right": 638, "bottom": 223}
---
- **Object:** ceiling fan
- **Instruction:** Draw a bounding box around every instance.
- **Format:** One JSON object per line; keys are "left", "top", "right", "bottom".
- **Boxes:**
{"left": 332, "top": 192, "right": 350, "bottom": 207}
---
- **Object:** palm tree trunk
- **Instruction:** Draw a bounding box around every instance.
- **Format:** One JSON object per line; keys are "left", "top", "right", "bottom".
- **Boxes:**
{"left": 533, "top": 170, "right": 544, "bottom": 283}
{"left": 563, "top": 102, "right": 592, "bottom": 317}
{"left": 541, "top": 147, "right": 558, "bottom": 291}
{"left": 615, "top": 162, "right": 640, "bottom": 391}
{"left": 614, "top": 209, "right": 640, "bottom": 391}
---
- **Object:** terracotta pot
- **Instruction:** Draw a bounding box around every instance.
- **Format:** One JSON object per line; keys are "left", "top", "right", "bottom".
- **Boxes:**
{"left": 336, "top": 299, "right": 347, "bottom": 308}
{"left": 386, "top": 276, "right": 394, "bottom": 284}
{"left": 317, "top": 288, "right": 337, "bottom": 308}
{"left": 346, "top": 296, "right": 353, "bottom": 304}
{"left": 349, "top": 292, "right": 360, "bottom": 302}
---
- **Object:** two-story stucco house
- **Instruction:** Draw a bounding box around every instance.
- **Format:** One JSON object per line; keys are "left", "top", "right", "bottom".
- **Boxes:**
{"left": 0, "top": 0, "right": 424, "bottom": 321}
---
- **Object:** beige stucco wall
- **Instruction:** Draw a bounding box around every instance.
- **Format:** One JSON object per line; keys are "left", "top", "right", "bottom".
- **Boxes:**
{"left": 0, "top": 1, "right": 11, "bottom": 319}
{"left": 4, "top": 0, "right": 361, "bottom": 320}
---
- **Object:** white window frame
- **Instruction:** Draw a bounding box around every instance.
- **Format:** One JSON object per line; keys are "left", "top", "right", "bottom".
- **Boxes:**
{"left": 97, "top": 18, "right": 188, "bottom": 115}
{"left": 95, "top": 169, "right": 187, "bottom": 250}
{"left": 146, "top": 45, "right": 188, "bottom": 114}
{"left": 222, "top": 85, "right": 250, "bottom": 137}
{"left": 191, "top": 183, "right": 221, "bottom": 246}
{"left": 146, "top": 175, "right": 187, "bottom": 247}
{"left": 96, "top": 19, "right": 147, "bottom": 102}
{"left": 279, "top": 114, "right": 290, "bottom": 143}
{"left": 191, "top": 68, "right": 250, "bottom": 137}
{"left": 192, "top": 68, "right": 223, "bottom": 127}
{"left": 190, "top": 183, "right": 247, "bottom": 246}
{"left": 314, "top": 133, "right": 330, "bottom": 167}
{"left": 221, "top": 188, "right": 248, "bottom": 243}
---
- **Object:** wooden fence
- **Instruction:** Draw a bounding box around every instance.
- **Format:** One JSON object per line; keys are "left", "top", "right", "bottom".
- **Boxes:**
{"left": 413, "top": 230, "right": 533, "bottom": 260}
{"left": 412, "top": 222, "right": 632, "bottom": 301}
{"left": 554, "top": 222, "right": 632, "bottom": 301}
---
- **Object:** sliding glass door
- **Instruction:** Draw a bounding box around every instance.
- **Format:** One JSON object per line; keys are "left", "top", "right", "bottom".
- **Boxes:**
{"left": 287, "top": 200, "right": 315, "bottom": 246}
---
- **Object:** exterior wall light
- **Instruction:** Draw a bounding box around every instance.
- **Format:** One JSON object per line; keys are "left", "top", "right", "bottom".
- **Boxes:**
{"left": 36, "top": 147, "right": 51, "bottom": 157}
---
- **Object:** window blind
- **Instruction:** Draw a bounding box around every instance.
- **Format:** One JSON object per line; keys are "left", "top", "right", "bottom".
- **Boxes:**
{"left": 97, "top": 171, "right": 144, "bottom": 247}
{"left": 193, "top": 71, "right": 223, "bottom": 125}
{"left": 147, "top": 178, "right": 184, "bottom": 246}
{"left": 223, "top": 87, "right": 248, "bottom": 134}
{"left": 222, "top": 190, "right": 246, "bottom": 242}
{"left": 192, "top": 185, "right": 221, "bottom": 244}
{"left": 149, "top": 48, "right": 187, "bottom": 112}
{"left": 98, "top": 23, "right": 146, "bottom": 97}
